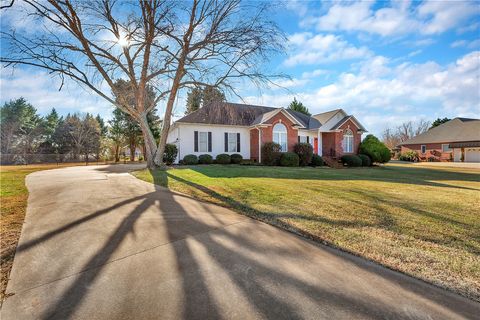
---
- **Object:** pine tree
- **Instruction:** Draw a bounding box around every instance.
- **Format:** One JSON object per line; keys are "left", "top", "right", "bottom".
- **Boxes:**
{"left": 185, "top": 88, "right": 202, "bottom": 115}
{"left": 288, "top": 98, "right": 310, "bottom": 116}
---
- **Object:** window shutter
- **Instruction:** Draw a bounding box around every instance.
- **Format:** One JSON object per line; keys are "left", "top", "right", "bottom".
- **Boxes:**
{"left": 307, "top": 136, "right": 310, "bottom": 144}
{"left": 224, "top": 132, "right": 228, "bottom": 152}
{"left": 194, "top": 131, "right": 198, "bottom": 152}
{"left": 208, "top": 132, "right": 212, "bottom": 152}
{"left": 298, "top": 136, "right": 300, "bottom": 143}
{"left": 237, "top": 133, "right": 240, "bottom": 152}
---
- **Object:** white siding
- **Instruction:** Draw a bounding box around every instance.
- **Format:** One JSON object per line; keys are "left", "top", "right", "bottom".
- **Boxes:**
{"left": 319, "top": 110, "right": 347, "bottom": 132}
{"left": 168, "top": 123, "right": 251, "bottom": 163}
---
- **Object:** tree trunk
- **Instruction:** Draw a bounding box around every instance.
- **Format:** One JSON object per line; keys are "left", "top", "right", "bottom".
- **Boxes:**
{"left": 137, "top": 113, "right": 158, "bottom": 169}
{"left": 115, "top": 144, "right": 120, "bottom": 162}
{"left": 129, "top": 143, "right": 136, "bottom": 162}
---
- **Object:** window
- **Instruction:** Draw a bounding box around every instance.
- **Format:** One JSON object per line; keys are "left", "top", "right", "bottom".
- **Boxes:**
{"left": 194, "top": 131, "right": 211, "bottom": 152}
{"left": 299, "top": 136, "right": 309, "bottom": 144}
{"left": 442, "top": 144, "right": 452, "bottom": 152}
{"left": 273, "top": 123, "right": 287, "bottom": 151}
{"left": 198, "top": 132, "right": 208, "bottom": 152}
{"left": 225, "top": 132, "right": 240, "bottom": 152}
{"left": 343, "top": 129, "right": 353, "bottom": 153}
{"left": 421, "top": 145, "right": 426, "bottom": 154}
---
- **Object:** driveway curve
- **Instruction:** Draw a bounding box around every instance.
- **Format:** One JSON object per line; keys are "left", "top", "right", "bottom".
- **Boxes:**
{"left": 2, "top": 164, "right": 479, "bottom": 319}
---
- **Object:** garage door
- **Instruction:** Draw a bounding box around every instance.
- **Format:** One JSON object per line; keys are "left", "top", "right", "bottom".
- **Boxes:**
{"left": 465, "top": 148, "right": 480, "bottom": 163}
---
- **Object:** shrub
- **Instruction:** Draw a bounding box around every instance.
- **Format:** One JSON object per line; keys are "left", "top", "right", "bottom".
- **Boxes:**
{"left": 183, "top": 154, "right": 198, "bottom": 165}
{"left": 399, "top": 150, "right": 419, "bottom": 162}
{"left": 310, "top": 154, "right": 324, "bottom": 167}
{"left": 358, "top": 154, "right": 371, "bottom": 167}
{"left": 216, "top": 153, "right": 231, "bottom": 164}
{"left": 358, "top": 134, "right": 391, "bottom": 163}
{"left": 230, "top": 153, "right": 243, "bottom": 164}
{"left": 341, "top": 155, "right": 362, "bottom": 167}
{"left": 294, "top": 142, "right": 313, "bottom": 166}
{"left": 280, "top": 152, "right": 299, "bottom": 167}
{"left": 262, "top": 142, "right": 282, "bottom": 166}
{"left": 163, "top": 143, "right": 178, "bottom": 165}
{"left": 198, "top": 154, "right": 213, "bottom": 164}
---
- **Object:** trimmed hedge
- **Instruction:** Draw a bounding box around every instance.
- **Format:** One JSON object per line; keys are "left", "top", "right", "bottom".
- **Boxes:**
{"left": 230, "top": 153, "right": 243, "bottom": 164}
{"left": 358, "top": 134, "right": 391, "bottom": 163}
{"left": 183, "top": 154, "right": 198, "bottom": 165}
{"left": 294, "top": 142, "right": 313, "bottom": 166}
{"left": 216, "top": 153, "right": 231, "bottom": 164}
{"left": 262, "top": 142, "right": 282, "bottom": 166}
{"left": 341, "top": 155, "right": 362, "bottom": 167}
{"left": 358, "top": 154, "right": 371, "bottom": 167}
{"left": 198, "top": 154, "right": 213, "bottom": 164}
{"left": 280, "top": 152, "right": 299, "bottom": 167}
{"left": 310, "top": 154, "right": 324, "bottom": 167}
{"left": 163, "top": 143, "right": 178, "bottom": 165}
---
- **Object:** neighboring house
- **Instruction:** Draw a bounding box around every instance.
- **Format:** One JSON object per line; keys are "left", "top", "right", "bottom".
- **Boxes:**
{"left": 167, "top": 102, "right": 367, "bottom": 163}
{"left": 399, "top": 118, "right": 480, "bottom": 162}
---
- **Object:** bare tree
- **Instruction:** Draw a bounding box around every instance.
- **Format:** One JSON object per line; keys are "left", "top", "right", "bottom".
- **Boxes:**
{"left": 1, "top": 0, "right": 285, "bottom": 168}
{"left": 382, "top": 119, "right": 431, "bottom": 148}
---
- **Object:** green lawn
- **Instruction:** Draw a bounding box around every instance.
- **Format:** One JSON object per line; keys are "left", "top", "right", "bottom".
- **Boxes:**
{"left": 134, "top": 163, "right": 480, "bottom": 302}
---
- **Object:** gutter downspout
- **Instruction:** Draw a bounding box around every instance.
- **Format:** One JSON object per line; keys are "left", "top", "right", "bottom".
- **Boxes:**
{"left": 257, "top": 127, "right": 262, "bottom": 163}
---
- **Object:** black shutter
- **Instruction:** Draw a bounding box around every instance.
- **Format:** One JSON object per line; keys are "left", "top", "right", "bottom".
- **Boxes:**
{"left": 237, "top": 133, "right": 240, "bottom": 152}
{"left": 307, "top": 136, "right": 310, "bottom": 144}
{"left": 194, "top": 131, "right": 198, "bottom": 152}
{"left": 298, "top": 136, "right": 300, "bottom": 143}
{"left": 224, "top": 132, "right": 228, "bottom": 152}
{"left": 208, "top": 132, "right": 212, "bottom": 152}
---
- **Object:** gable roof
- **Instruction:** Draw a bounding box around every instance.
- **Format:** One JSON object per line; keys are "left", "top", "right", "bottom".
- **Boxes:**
{"left": 312, "top": 109, "right": 342, "bottom": 125}
{"left": 330, "top": 115, "right": 367, "bottom": 131}
{"left": 175, "top": 102, "right": 362, "bottom": 131}
{"left": 400, "top": 118, "right": 480, "bottom": 145}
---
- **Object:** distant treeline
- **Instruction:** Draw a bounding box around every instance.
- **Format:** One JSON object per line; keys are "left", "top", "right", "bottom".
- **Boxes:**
{"left": 0, "top": 98, "right": 161, "bottom": 164}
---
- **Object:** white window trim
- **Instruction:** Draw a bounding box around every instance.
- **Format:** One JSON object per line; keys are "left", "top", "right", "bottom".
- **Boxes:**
{"left": 198, "top": 131, "right": 208, "bottom": 152}
{"left": 441, "top": 144, "right": 452, "bottom": 152}
{"left": 273, "top": 123, "right": 288, "bottom": 152}
{"left": 421, "top": 145, "right": 426, "bottom": 154}
{"left": 227, "top": 132, "right": 238, "bottom": 152}
{"left": 343, "top": 129, "right": 354, "bottom": 153}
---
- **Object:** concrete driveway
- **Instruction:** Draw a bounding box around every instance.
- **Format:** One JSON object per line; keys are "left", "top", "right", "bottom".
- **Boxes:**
{"left": 2, "top": 165, "right": 479, "bottom": 319}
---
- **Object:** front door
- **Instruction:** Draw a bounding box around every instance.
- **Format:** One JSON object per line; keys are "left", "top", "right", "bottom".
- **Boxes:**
{"left": 314, "top": 138, "right": 318, "bottom": 155}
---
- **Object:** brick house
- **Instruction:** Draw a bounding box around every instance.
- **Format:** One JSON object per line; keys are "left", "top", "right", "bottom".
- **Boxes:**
{"left": 399, "top": 118, "right": 480, "bottom": 162}
{"left": 167, "top": 102, "right": 367, "bottom": 163}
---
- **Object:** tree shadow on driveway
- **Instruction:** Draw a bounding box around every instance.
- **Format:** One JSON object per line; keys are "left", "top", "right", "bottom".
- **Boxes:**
{"left": 11, "top": 167, "right": 479, "bottom": 319}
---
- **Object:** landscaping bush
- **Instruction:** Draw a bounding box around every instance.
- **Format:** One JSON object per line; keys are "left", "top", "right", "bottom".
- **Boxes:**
{"left": 198, "top": 154, "right": 213, "bottom": 164}
{"left": 398, "top": 150, "right": 419, "bottom": 162}
{"left": 230, "top": 153, "right": 243, "bottom": 164}
{"left": 341, "top": 155, "right": 362, "bottom": 167}
{"left": 280, "top": 152, "right": 299, "bottom": 167}
{"left": 163, "top": 143, "right": 178, "bottom": 165}
{"left": 310, "top": 154, "right": 323, "bottom": 167}
{"left": 358, "top": 154, "right": 371, "bottom": 167}
{"left": 183, "top": 154, "right": 198, "bottom": 165}
{"left": 294, "top": 142, "right": 313, "bottom": 166}
{"left": 216, "top": 153, "right": 231, "bottom": 164}
{"left": 358, "top": 134, "right": 391, "bottom": 163}
{"left": 262, "top": 142, "right": 282, "bottom": 166}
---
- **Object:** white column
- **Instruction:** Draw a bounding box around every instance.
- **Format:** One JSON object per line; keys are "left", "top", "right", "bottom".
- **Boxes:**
{"left": 317, "top": 131, "right": 322, "bottom": 155}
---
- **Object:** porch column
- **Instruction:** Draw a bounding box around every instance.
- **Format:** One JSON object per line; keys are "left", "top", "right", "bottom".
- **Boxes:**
{"left": 317, "top": 131, "right": 322, "bottom": 156}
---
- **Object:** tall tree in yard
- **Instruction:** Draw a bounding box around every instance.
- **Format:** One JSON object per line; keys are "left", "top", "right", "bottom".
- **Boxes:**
{"left": 288, "top": 98, "right": 310, "bottom": 116}
{"left": 1, "top": 0, "right": 285, "bottom": 169}
{"left": 185, "top": 88, "right": 202, "bottom": 115}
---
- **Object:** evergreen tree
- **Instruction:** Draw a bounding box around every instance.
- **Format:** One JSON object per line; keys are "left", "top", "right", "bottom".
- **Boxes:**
{"left": 202, "top": 85, "right": 225, "bottom": 106}
{"left": 185, "top": 88, "right": 202, "bottom": 115}
{"left": 288, "top": 98, "right": 310, "bottom": 116}
{"left": 430, "top": 117, "right": 450, "bottom": 129}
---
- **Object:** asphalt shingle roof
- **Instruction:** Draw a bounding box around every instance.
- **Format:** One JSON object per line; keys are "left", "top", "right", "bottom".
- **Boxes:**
{"left": 400, "top": 118, "right": 480, "bottom": 145}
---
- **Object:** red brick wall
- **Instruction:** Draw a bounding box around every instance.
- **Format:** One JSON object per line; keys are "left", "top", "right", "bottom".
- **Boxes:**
{"left": 250, "top": 128, "right": 259, "bottom": 162}
{"left": 401, "top": 143, "right": 445, "bottom": 153}
{"left": 263, "top": 112, "right": 298, "bottom": 152}
{"left": 322, "top": 119, "right": 363, "bottom": 157}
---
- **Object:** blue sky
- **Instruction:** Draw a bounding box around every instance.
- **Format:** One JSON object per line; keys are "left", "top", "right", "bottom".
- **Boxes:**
{"left": 1, "top": 0, "right": 479, "bottom": 136}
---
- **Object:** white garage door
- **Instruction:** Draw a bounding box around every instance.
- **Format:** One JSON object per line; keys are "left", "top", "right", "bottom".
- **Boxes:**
{"left": 465, "top": 148, "right": 480, "bottom": 163}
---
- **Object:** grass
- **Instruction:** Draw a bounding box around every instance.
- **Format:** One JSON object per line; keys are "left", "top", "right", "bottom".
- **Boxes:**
{"left": 133, "top": 163, "right": 480, "bottom": 302}
{"left": 0, "top": 163, "right": 93, "bottom": 302}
